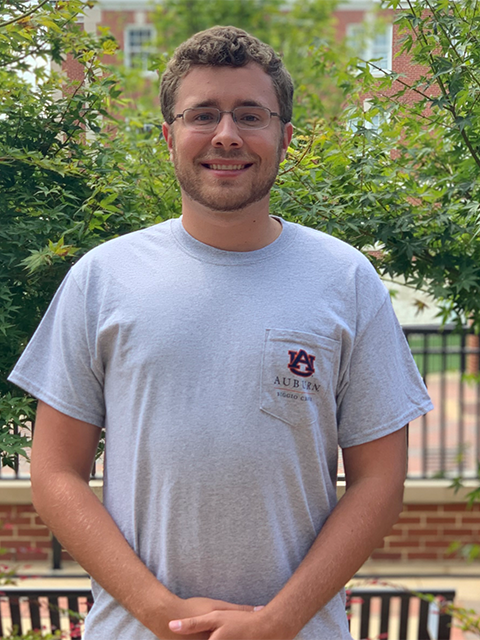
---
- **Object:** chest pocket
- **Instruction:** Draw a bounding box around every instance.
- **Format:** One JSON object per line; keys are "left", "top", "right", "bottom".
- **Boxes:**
{"left": 260, "top": 328, "right": 340, "bottom": 428}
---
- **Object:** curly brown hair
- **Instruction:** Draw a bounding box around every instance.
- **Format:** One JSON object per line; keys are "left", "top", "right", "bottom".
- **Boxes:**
{"left": 160, "top": 26, "right": 294, "bottom": 125}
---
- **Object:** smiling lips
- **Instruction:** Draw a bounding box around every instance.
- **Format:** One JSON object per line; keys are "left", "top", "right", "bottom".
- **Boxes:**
{"left": 202, "top": 161, "right": 253, "bottom": 171}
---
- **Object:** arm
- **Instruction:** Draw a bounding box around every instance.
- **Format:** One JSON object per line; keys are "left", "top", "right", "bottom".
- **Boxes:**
{"left": 31, "top": 401, "right": 255, "bottom": 639}
{"left": 169, "top": 426, "right": 407, "bottom": 639}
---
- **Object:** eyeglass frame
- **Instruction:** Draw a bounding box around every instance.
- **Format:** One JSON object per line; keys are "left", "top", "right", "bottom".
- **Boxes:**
{"left": 171, "top": 106, "right": 287, "bottom": 131}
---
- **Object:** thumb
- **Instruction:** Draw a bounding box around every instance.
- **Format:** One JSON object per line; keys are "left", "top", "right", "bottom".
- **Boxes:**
{"left": 169, "top": 614, "right": 216, "bottom": 635}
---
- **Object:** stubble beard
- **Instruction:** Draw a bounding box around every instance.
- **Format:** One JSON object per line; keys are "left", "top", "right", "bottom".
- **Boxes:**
{"left": 171, "top": 143, "right": 283, "bottom": 213}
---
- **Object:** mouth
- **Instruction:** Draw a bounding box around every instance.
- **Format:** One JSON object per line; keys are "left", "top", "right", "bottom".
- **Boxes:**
{"left": 201, "top": 162, "right": 253, "bottom": 171}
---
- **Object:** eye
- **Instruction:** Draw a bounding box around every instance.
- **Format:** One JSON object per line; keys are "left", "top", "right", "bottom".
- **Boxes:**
{"left": 238, "top": 113, "right": 261, "bottom": 126}
{"left": 240, "top": 113, "right": 260, "bottom": 122}
{"left": 235, "top": 108, "right": 268, "bottom": 128}
{"left": 188, "top": 109, "right": 217, "bottom": 125}
{"left": 195, "top": 113, "right": 215, "bottom": 122}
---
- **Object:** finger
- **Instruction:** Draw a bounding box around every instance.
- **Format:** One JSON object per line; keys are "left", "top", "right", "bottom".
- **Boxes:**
{"left": 169, "top": 615, "right": 217, "bottom": 635}
{"left": 214, "top": 602, "right": 255, "bottom": 612}
{"left": 237, "top": 604, "right": 257, "bottom": 612}
{"left": 253, "top": 606, "right": 265, "bottom": 612}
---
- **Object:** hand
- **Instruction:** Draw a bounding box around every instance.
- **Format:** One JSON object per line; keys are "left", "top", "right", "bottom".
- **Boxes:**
{"left": 179, "top": 597, "right": 258, "bottom": 619}
{"left": 168, "top": 607, "right": 290, "bottom": 640}
{"left": 160, "top": 598, "right": 258, "bottom": 640}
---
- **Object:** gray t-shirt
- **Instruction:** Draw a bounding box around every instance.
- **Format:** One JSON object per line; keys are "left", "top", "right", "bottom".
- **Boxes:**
{"left": 9, "top": 217, "right": 432, "bottom": 639}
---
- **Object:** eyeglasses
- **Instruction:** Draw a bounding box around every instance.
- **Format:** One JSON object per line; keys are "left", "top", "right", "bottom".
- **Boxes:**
{"left": 172, "top": 107, "right": 284, "bottom": 132}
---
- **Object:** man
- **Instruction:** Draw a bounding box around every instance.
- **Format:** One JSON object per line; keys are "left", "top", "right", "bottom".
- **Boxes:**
{"left": 8, "top": 26, "right": 432, "bottom": 640}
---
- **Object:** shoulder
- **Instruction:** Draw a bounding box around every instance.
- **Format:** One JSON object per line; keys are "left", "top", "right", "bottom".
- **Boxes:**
{"left": 76, "top": 219, "right": 174, "bottom": 264}
{"left": 282, "top": 220, "right": 390, "bottom": 322}
{"left": 70, "top": 219, "right": 175, "bottom": 286}
{"left": 285, "top": 220, "right": 383, "bottom": 280}
{"left": 286, "top": 219, "right": 369, "bottom": 260}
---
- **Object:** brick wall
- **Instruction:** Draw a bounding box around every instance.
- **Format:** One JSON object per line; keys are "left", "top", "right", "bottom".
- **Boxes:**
{"left": 372, "top": 503, "right": 480, "bottom": 562}
{"left": 1, "top": 500, "right": 479, "bottom": 566}
{"left": 0, "top": 505, "right": 51, "bottom": 562}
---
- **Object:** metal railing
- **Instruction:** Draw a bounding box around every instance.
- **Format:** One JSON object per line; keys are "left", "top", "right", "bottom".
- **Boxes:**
{"left": 404, "top": 324, "right": 480, "bottom": 479}
{"left": 1, "top": 325, "right": 479, "bottom": 481}
{"left": 0, "top": 447, "right": 103, "bottom": 481}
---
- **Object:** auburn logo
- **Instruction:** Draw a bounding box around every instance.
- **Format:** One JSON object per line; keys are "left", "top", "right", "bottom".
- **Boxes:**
{"left": 288, "top": 349, "right": 316, "bottom": 378}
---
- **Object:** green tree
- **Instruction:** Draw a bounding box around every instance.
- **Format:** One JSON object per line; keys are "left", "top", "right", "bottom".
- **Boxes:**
{"left": 274, "top": 0, "right": 480, "bottom": 551}
{"left": 277, "top": 0, "right": 480, "bottom": 331}
{"left": 150, "top": 0, "right": 343, "bottom": 118}
{"left": 0, "top": 0, "right": 176, "bottom": 468}
{"left": 3, "top": 0, "right": 480, "bottom": 475}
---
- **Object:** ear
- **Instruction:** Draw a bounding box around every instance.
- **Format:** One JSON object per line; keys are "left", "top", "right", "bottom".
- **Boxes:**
{"left": 280, "top": 122, "right": 293, "bottom": 162}
{"left": 162, "top": 122, "right": 174, "bottom": 161}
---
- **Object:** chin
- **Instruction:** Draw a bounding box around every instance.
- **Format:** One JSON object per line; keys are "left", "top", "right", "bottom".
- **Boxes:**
{"left": 188, "top": 186, "right": 274, "bottom": 213}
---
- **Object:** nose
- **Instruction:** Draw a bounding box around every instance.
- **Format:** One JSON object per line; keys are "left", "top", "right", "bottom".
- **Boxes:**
{"left": 211, "top": 112, "right": 243, "bottom": 149}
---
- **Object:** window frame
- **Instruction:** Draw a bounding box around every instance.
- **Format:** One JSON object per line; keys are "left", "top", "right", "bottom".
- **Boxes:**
{"left": 346, "top": 21, "right": 393, "bottom": 76}
{"left": 123, "top": 24, "right": 156, "bottom": 74}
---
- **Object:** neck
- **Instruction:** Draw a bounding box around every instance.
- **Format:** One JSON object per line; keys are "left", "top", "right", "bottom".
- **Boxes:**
{"left": 180, "top": 198, "right": 282, "bottom": 251}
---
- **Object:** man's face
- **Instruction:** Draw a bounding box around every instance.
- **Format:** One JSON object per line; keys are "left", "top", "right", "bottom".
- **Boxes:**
{"left": 162, "top": 63, "right": 293, "bottom": 213}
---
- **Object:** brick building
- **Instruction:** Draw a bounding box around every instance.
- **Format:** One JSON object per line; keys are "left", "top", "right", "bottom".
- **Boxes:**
{"left": 67, "top": 0, "right": 418, "bottom": 101}
{"left": 1, "top": 480, "right": 479, "bottom": 566}
{"left": 4, "top": 1, "right": 478, "bottom": 571}
{"left": 62, "top": 0, "right": 431, "bottom": 143}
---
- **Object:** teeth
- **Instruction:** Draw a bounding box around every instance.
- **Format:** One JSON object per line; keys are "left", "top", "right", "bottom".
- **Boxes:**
{"left": 209, "top": 164, "right": 246, "bottom": 170}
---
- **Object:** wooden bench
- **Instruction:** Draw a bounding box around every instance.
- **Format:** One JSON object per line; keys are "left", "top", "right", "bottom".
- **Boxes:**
{"left": 0, "top": 587, "right": 92, "bottom": 638}
{"left": 347, "top": 587, "right": 456, "bottom": 639}
{"left": 0, "top": 586, "right": 455, "bottom": 639}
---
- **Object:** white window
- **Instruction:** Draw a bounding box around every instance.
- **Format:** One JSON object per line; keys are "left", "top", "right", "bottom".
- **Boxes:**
{"left": 347, "top": 99, "right": 389, "bottom": 133}
{"left": 363, "top": 99, "right": 389, "bottom": 128}
{"left": 124, "top": 25, "right": 156, "bottom": 71}
{"left": 371, "top": 26, "right": 392, "bottom": 70}
{"left": 346, "top": 21, "right": 393, "bottom": 74}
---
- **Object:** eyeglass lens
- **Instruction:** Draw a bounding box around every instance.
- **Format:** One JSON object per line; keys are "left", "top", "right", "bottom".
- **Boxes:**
{"left": 183, "top": 107, "right": 271, "bottom": 130}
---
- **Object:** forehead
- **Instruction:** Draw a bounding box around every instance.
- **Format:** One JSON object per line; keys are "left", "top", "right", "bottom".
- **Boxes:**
{"left": 175, "top": 63, "right": 279, "bottom": 112}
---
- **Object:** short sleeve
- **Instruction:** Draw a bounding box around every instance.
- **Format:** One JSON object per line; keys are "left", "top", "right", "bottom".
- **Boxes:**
{"left": 337, "top": 295, "right": 433, "bottom": 448}
{"left": 8, "top": 270, "right": 105, "bottom": 427}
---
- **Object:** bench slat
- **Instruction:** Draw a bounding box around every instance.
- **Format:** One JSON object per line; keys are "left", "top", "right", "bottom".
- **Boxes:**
{"left": 418, "top": 596, "right": 431, "bottom": 639}
{"left": 0, "top": 587, "right": 455, "bottom": 640}
{"left": 48, "top": 595, "right": 61, "bottom": 633}
{"left": 10, "top": 595, "right": 22, "bottom": 633}
{"left": 28, "top": 596, "right": 42, "bottom": 633}
{"left": 359, "top": 593, "right": 371, "bottom": 639}
{"left": 399, "top": 593, "right": 411, "bottom": 640}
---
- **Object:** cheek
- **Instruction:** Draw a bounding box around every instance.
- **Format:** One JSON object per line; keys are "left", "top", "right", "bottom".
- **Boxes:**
{"left": 175, "top": 134, "right": 208, "bottom": 161}
{"left": 260, "top": 133, "right": 285, "bottom": 159}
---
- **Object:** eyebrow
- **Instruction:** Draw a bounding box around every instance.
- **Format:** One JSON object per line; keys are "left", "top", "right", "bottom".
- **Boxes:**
{"left": 189, "top": 99, "right": 268, "bottom": 109}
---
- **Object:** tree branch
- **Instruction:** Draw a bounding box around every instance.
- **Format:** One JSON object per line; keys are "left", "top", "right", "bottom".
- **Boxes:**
{"left": 458, "top": 120, "right": 480, "bottom": 169}
{"left": 423, "top": 0, "right": 480, "bottom": 92}
{"left": 364, "top": 59, "right": 434, "bottom": 102}
{"left": 404, "top": 0, "right": 452, "bottom": 108}
{"left": 0, "top": 44, "right": 51, "bottom": 70}
{"left": 279, "top": 126, "right": 316, "bottom": 176}
{"left": 465, "top": 0, "right": 479, "bottom": 49}
{"left": 0, "top": 0, "right": 52, "bottom": 29}
{"left": 379, "top": 2, "right": 480, "bottom": 171}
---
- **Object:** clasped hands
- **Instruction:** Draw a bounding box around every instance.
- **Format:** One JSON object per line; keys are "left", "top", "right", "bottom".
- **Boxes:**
{"left": 165, "top": 596, "right": 294, "bottom": 640}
